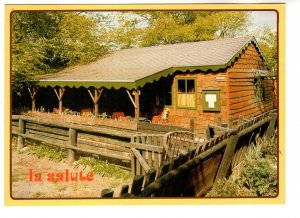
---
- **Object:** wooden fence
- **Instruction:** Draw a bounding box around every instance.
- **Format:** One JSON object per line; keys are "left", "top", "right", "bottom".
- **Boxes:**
{"left": 11, "top": 115, "right": 184, "bottom": 170}
{"left": 11, "top": 109, "right": 277, "bottom": 198}
{"left": 101, "top": 109, "right": 277, "bottom": 197}
{"left": 12, "top": 115, "right": 137, "bottom": 166}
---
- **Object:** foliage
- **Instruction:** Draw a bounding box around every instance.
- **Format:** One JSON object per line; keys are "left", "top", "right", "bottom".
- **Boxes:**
{"left": 81, "top": 111, "right": 94, "bottom": 117}
{"left": 12, "top": 106, "right": 30, "bottom": 115}
{"left": 63, "top": 108, "right": 77, "bottom": 115}
{"left": 12, "top": 12, "right": 109, "bottom": 96}
{"left": 206, "top": 177, "right": 255, "bottom": 197}
{"left": 26, "top": 139, "right": 67, "bottom": 161}
{"left": 78, "top": 156, "right": 131, "bottom": 180}
{"left": 18, "top": 139, "right": 131, "bottom": 180}
{"left": 38, "top": 106, "right": 45, "bottom": 113}
{"left": 102, "top": 11, "right": 251, "bottom": 48}
{"left": 254, "top": 26, "right": 277, "bottom": 75}
{"left": 99, "top": 112, "right": 109, "bottom": 119}
{"left": 241, "top": 137, "right": 278, "bottom": 196}
{"left": 206, "top": 136, "right": 278, "bottom": 197}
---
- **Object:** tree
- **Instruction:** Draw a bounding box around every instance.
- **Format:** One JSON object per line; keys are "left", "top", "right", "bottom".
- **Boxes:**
{"left": 11, "top": 12, "right": 108, "bottom": 97}
{"left": 102, "top": 11, "right": 251, "bottom": 48}
{"left": 254, "top": 26, "right": 277, "bottom": 75}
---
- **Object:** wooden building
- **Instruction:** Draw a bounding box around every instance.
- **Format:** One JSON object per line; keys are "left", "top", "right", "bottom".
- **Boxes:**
{"left": 34, "top": 36, "right": 275, "bottom": 137}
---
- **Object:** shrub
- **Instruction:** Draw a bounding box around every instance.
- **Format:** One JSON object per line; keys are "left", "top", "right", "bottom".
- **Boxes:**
{"left": 206, "top": 136, "right": 278, "bottom": 197}
{"left": 241, "top": 139, "right": 278, "bottom": 196}
{"left": 206, "top": 177, "right": 255, "bottom": 197}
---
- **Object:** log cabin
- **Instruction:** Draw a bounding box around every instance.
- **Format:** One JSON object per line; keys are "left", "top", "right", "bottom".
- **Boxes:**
{"left": 32, "top": 36, "right": 276, "bottom": 137}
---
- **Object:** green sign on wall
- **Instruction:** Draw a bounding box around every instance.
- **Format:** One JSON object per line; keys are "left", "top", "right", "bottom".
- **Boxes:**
{"left": 202, "top": 89, "right": 221, "bottom": 112}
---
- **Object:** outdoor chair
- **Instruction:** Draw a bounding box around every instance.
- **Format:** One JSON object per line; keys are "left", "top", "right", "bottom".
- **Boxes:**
{"left": 112, "top": 112, "right": 125, "bottom": 120}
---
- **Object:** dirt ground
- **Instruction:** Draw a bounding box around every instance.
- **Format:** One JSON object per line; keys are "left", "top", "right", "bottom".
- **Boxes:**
{"left": 11, "top": 149, "right": 130, "bottom": 198}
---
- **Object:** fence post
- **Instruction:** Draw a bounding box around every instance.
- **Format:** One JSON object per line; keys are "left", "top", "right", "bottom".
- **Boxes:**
{"left": 265, "top": 113, "right": 277, "bottom": 139}
{"left": 216, "top": 117, "right": 222, "bottom": 126}
{"left": 101, "top": 189, "right": 114, "bottom": 197}
{"left": 17, "top": 119, "right": 25, "bottom": 152}
{"left": 190, "top": 119, "right": 195, "bottom": 132}
{"left": 215, "top": 133, "right": 240, "bottom": 180}
{"left": 67, "top": 128, "right": 77, "bottom": 164}
{"left": 228, "top": 115, "right": 234, "bottom": 129}
{"left": 130, "top": 174, "right": 144, "bottom": 195}
{"left": 238, "top": 115, "right": 244, "bottom": 125}
{"left": 119, "top": 184, "right": 129, "bottom": 197}
{"left": 206, "top": 127, "right": 213, "bottom": 140}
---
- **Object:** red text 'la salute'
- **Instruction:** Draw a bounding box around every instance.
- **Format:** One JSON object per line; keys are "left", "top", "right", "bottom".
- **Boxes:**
{"left": 29, "top": 168, "right": 94, "bottom": 182}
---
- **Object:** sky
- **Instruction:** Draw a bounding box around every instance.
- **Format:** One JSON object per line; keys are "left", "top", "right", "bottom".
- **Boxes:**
{"left": 249, "top": 11, "right": 277, "bottom": 31}
{"left": 95, "top": 10, "right": 277, "bottom": 35}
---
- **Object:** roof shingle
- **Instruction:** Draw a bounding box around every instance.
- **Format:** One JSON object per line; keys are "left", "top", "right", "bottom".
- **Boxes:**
{"left": 38, "top": 36, "right": 263, "bottom": 89}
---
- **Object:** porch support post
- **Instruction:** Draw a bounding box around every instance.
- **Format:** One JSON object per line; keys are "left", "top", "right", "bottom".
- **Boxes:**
{"left": 28, "top": 87, "right": 39, "bottom": 112}
{"left": 88, "top": 88, "right": 103, "bottom": 117}
{"left": 126, "top": 89, "right": 140, "bottom": 122}
{"left": 133, "top": 90, "right": 140, "bottom": 122}
{"left": 54, "top": 87, "right": 65, "bottom": 114}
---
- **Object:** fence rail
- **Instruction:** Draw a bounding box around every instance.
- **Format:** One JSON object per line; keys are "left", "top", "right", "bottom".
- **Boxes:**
{"left": 12, "top": 115, "right": 137, "bottom": 166}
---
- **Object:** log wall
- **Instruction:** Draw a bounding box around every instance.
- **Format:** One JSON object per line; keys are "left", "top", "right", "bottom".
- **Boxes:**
{"left": 168, "top": 70, "right": 228, "bottom": 136}
{"left": 227, "top": 43, "right": 275, "bottom": 120}
{"left": 167, "top": 42, "right": 275, "bottom": 136}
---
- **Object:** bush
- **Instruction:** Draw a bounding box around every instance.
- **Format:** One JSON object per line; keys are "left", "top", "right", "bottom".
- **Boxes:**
{"left": 241, "top": 138, "right": 278, "bottom": 196}
{"left": 206, "top": 136, "right": 278, "bottom": 197}
{"left": 206, "top": 177, "right": 255, "bottom": 197}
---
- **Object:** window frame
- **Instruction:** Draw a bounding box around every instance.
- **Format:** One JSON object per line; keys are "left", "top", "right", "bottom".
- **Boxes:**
{"left": 175, "top": 77, "right": 197, "bottom": 110}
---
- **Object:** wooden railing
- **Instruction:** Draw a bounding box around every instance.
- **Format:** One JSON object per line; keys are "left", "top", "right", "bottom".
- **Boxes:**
{"left": 130, "top": 133, "right": 164, "bottom": 175}
{"left": 130, "top": 131, "right": 200, "bottom": 176}
{"left": 12, "top": 115, "right": 135, "bottom": 166}
{"left": 101, "top": 110, "right": 278, "bottom": 197}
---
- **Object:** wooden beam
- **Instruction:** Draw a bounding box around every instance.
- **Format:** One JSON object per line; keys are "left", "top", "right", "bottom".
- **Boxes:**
{"left": 88, "top": 88, "right": 103, "bottom": 117}
{"left": 215, "top": 133, "right": 240, "bottom": 180}
{"left": 67, "top": 128, "right": 77, "bottom": 164}
{"left": 54, "top": 88, "right": 65, "bottom": 114}
{"left": 28, "top": 87, "right": 39, "bottom": 112}
{"left": 87, "top": 89, "right": 95, "bottom": 102}
{"left": 126, "top": 90, "right": 137, "bottom": 109}
{"left": 17, "top": 119, "right": 25, "bottom": 152}
{"left": 95, "top": 88, "right": 103, "bottom": 103}
{"left": 54, "top": 88, "right": 60, "bottom": 100}
{"left": 131, "top": 148, "right": 151, "bottom": 174}
{"left": 133, "top": 90, "right": 140, "bottom": 122}
{"left": 59, "top": 88, "right": 65, "bottom": 114}
{"left": 265, "top": 113, "right": 277, "bottom": 139}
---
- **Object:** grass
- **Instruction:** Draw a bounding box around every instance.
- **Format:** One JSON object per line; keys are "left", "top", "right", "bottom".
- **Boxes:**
{"left": 11, "top": 136, "right": 18, "bottom": 150}
{"left": 32, "top": 192, "right": 45, "bottom": 198}
{"left": 206, "top": 135, "right": 278, "bottom": 197}
{"left": 108, "top": 180, "right": 123, "bottom": 189}
{"left": 13, "top": 138, "right": 131, "bottom": 181}
{"left": 26, "top": 139, "right": 67, "bottom": 161}
{"left": 77, "top": 156, "right": 131, "bottom": 180}
{"left": 11, "top": 173, "right": 23, "bottom": 183}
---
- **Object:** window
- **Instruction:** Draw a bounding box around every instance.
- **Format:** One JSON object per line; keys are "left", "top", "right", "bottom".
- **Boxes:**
{"left": 177, "top": 78, "right": 196, "bottom": 108}
{"left": 202, "top": 89, "right": 221, "bottom": 111}
{"left": 254, "top": 77, "right": 265, "bottom": 102}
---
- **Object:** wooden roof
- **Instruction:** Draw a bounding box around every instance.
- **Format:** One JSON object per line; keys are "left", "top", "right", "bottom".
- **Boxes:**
{"left": 37, "top": 36, "right": 265, "bottom": 90}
